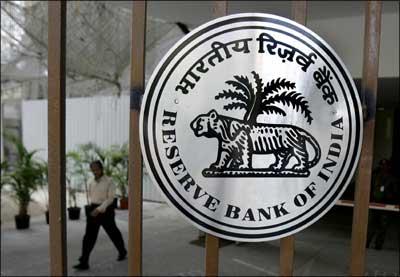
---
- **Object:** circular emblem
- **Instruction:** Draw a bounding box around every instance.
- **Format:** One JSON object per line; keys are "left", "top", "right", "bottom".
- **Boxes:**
{"left": 140, "top": 13, "right": 362, "bottom": 241}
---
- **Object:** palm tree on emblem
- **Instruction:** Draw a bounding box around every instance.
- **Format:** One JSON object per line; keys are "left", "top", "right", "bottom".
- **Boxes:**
{"left": 215, "top": 71, "right": 313, "bottom": 124}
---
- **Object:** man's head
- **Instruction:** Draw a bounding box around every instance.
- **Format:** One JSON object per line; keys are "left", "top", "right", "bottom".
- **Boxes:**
{"left": 379, "top": 159, "right": 392, "bottom": 175}
{"left": 90, "top": 160, "right": 104, "bottom": 180}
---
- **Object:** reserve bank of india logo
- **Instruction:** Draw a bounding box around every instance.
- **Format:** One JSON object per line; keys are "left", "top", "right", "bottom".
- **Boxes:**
{"left": 140, "top": 13, "right": 362, "bottom": 241}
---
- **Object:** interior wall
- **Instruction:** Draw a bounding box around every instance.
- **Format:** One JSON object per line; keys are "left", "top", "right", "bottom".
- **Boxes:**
{"left": 373, "top": 109, "right": 395, "bottom": 169}
{"left": 146, "top": 1, "right": 399, "bottom": 78}
{"left": 308, "top": 10, "right": 399, "bottom": 79}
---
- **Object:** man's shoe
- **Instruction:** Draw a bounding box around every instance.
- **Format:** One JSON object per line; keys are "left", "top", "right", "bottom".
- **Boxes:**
{"left": 117, "top": 250, "right": 127, "bottom": 261}
{"left": 73, "top": 263, "right": 89, "bottom": 270}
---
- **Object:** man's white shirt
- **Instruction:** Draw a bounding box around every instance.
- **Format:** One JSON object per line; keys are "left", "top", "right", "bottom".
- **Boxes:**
{"left": 89, "top": 175, "right": 116, "bottom": 213}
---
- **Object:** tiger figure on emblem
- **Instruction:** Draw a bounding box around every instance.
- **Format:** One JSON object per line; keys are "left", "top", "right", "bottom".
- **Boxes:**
{"left": 190, "top": 72, "right": 321, "bottom": 178}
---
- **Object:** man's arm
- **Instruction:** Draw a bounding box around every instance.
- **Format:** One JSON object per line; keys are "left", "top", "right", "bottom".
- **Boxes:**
{"left": 87, "top": 180, "right": 93, "bottom": 204}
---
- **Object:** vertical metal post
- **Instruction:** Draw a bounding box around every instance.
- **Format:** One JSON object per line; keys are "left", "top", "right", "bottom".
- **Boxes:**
{"left": 212, "top": 1, "right": 228, "bottom": 18}
{"left": 48, "top": 1, "right": 67, "bottom": 276}
{"left": 205, "top": 234, "right": 220, "bottom": 277}
{"left": 204, "top": 3, "right": 227, "bottom": 276}
{"left": 128, "top": 1, "right": 147, "bottom": 276}
{"left": 279, "top": 2, "right": 307, "bottom": 276}
{"left": 291, "top": 0, "right": 307, "bottom": 26}
{"left": 280, "top": 235, "right": 295, "bottom": 276}
{"left": 350, "top": 2, "right": 382, "bottom": 275}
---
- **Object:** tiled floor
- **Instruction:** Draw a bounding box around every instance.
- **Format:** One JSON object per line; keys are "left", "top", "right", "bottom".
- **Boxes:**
{"left": 1, "top": 203, "right": 399, "bottom": 276}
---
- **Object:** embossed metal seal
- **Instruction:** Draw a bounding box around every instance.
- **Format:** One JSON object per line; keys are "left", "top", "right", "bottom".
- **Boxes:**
{"left": 140, "top": 13, "right": 362, "bottom": 241}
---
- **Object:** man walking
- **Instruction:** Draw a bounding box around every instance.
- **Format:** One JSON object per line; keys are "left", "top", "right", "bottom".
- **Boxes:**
{"left": 74, "top": 160, "right": 127, "bottom": 270}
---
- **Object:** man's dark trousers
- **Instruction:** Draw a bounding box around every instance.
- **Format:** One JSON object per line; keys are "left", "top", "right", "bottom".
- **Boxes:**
{"left": 79, "top": 204, "right": 126, "bottom": 265}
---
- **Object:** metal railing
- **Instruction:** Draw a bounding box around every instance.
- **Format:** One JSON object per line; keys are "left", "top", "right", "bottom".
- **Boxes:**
{"left": 47, "top": 1, "right": 382, "bottom": 276}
